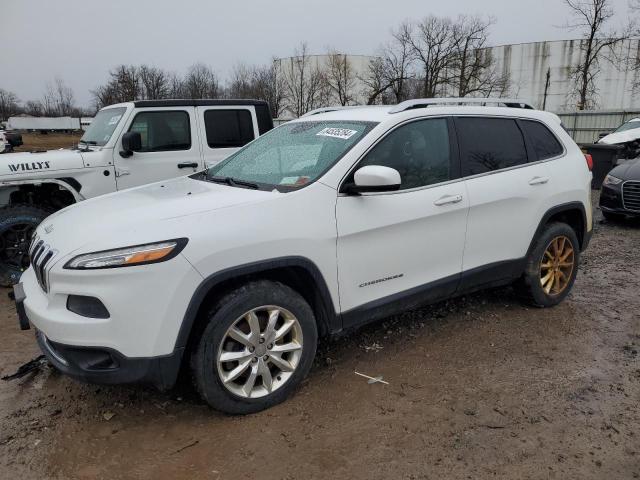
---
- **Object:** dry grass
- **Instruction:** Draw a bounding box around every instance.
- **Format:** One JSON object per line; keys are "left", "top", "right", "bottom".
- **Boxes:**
{"left": 13, "top": 132, "right": 83, "bottom": 152}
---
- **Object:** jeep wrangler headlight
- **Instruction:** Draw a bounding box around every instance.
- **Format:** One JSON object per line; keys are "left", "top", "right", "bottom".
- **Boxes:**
{"left": 603, "top": 174, "right": 623, "bottom": 186}
{"left": 64, "top": 239, "right": 188, "bottom": 270}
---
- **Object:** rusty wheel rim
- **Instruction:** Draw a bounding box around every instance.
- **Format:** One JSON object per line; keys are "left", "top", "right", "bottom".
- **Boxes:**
{"left": 540, "top": 235, "right": 575, "bottom": 296}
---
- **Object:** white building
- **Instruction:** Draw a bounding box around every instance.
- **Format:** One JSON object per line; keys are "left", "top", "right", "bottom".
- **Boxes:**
{"left": 490, "top": 39, "right": 640, "bottom": 112}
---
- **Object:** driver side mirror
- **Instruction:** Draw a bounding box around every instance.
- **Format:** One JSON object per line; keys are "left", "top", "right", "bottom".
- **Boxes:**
{"left": 343, "top": 165, "right": 401, "bottom": 194}
{"left": 598, "top": 132, "right": 611, "bottom": 139}
{"left": 120, "top": 131, "right": 142, "bottom": 158}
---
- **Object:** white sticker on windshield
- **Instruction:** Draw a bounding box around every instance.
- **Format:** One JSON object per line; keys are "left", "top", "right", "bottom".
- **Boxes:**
{"left": 107, "top": 114, "right": 122, "bottom": 125}
{"left": 316, "top": 127, "right": 358, "bottom": 140}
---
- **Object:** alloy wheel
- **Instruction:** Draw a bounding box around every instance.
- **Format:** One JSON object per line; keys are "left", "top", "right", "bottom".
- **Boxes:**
{"left": 216, "top": 305, "right": 304, "bottom": 399}
{"left": 539, "top": 235, "right": 575, "bottom": 296}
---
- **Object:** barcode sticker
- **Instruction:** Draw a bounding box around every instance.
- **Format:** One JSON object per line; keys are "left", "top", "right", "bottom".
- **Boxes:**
{"left": 316, "top": 128, "right": 358, "bottom": 140}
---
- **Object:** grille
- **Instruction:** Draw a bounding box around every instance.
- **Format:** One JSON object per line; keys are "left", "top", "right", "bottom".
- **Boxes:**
{"left": 622, "top": 181, "right": 640, "bottom": 212}
{"left": 29, "top": 236, "right": 55, "bottom": 292}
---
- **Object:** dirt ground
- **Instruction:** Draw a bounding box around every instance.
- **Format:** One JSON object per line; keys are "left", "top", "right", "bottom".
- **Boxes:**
{"left": 0, "top": 193, "right": 638, "bottom": 480}
{"left": 12, "top": 132, "right": 82, "bottom": 152}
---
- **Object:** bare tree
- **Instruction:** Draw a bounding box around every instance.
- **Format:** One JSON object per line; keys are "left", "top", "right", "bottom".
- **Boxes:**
{"left": 182, "top": 63, "right": 220, "bottom": 99}
{"left": 0, "top": 89, "right": 20, "bottom": 121}
{"left": 361, "top": 24, "right": 414, "bottom": 105}
{"left": 565, "top": 0, "right": 630, "bottom": 109}
{"left": 360, "top": 57, "right": 395, "bottom": 105}
{"left": 139, "top": 65, "right": 169, "bottom": 99}
{"left": 41, "top": 77, "right": 76, "bottom": 116}
{"left": 24, "top": 100, "right": 43, "bottom": 117}
{"left": 251, "top": 61, "right": 286, "bottom": 118}
{"left": 450, "top": 15, "right": 511, "bottom": 97}
{"left": 280, "top": 42, "right": 329, "bottom": 117}
{"left": 325, "top": 51, "right": 357, "bottom": 105}
{"left": 404, "top": 16, "right": 458, "bottom": 97}
{"left": 92, "top": 65, "right": 141, "bottom": 108}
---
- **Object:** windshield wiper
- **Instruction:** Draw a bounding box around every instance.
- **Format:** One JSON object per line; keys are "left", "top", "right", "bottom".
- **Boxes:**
{"left": 208, "top": 175, "right": 259, "bottom": 190}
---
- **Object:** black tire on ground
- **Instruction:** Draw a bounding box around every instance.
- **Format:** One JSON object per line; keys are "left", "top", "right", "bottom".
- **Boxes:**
{"left": 0, "top": 205, "right": 49, "bottom": 286}
{"left": 191, "top": 280, "right": 318, "bottom": 414}
{"left": 515, "top": 222, "right": 581, "bottom": 308}
{"left": 602, "top": 210, "right": 625, "bottom": 222}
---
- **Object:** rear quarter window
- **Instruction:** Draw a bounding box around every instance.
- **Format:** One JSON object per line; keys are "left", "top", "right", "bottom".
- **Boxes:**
{"left": 520, "top": 120, "right": 564, "bottom": 160}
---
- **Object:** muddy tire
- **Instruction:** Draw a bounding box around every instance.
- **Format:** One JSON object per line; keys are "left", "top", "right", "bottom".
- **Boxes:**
{"left": 0, "top": 205, "right": 49, "bottom": 286}
{"left": 191, "top": 280, "right": 317, "bottom": 414}
{"left": 516, "top": 222, "right": 580, "bottom": 308}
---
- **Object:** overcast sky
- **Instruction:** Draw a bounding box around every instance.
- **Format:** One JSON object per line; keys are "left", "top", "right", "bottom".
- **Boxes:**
{"left": 1, "top": 0, "right": 633, "bottom": 107}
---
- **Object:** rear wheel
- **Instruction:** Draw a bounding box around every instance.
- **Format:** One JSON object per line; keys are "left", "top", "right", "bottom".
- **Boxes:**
{"left": 516, "top": 222, "right": 580, "bottom": 307}
{"left": 0, "top": 205, "right": 49, "bottom": 286}
{"left": 191, "top": 280, "right": 317, "bottom": 414}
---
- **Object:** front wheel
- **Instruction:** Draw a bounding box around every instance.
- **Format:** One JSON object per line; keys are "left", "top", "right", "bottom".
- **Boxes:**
{"left": 191, "top": 280, "right": 318, "bottom": 414}
{"left": 0, "top": 205, "right": 49, "bottom": 286}
{"left": 516, "top": 222, "right": 580, "bottom": 308}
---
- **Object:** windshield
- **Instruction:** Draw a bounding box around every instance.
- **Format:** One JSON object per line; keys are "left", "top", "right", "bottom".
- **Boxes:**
{"left": 614, "top": 119, "right": 640, "bottom": 134}
{"left": 204, "top": 121, "right": 376, "bottom": 189}
{"left": 80, "top": 107, "right": 127, "bottom": 146}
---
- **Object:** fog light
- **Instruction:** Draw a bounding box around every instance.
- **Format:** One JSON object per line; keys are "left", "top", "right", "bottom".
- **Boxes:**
{"left": 67, "top": 295, "right": 110, "bottom": 319}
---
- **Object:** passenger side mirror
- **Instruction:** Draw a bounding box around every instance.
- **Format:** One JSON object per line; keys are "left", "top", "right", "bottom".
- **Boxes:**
{"left": 598, "top": 132, "right": 611, "bottom": 139}
{"left": 344, "top": 165, "right": 401, "bottom": 194}
{"left": 120, "top": 132, "right": 142, "bottom": 158}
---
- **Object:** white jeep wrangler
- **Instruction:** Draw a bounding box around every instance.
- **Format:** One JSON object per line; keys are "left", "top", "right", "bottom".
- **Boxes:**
{"left": 0, "top": 99, "right": 273, "bottom": 285}
{"left": 15, "top": 98, "right": 593, "bottom": 414}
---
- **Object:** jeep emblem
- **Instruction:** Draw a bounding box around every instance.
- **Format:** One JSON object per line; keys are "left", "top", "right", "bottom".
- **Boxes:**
{"left": 44, "top": 224, "right": 54, "bottom": 234}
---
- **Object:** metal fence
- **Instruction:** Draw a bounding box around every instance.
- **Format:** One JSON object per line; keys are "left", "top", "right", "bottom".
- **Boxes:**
{"left": 557, "top": 110, "right": 640, "bottom": 144}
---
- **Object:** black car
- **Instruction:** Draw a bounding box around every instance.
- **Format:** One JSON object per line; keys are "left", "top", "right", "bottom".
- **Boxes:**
{"left": 600, "top": 158, "right": 640, "bottom": 220}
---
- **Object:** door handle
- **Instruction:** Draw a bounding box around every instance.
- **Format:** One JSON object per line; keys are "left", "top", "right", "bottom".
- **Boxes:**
{"left": 178, "top": 162, "right": 199, "bottom": 169}
{"left": 434, "top": 194, "right": 463, "bottom": 206}
{"left": 529, "top": 176, "right": 549, "bottom": 186}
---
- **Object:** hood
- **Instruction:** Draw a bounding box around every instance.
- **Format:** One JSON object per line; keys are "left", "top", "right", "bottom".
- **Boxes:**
{"left": 0, "top": 149, "right": 85, "bottom": 175}
{"left": 598, "top": 128, "right": 640, "bottom": 145}
{"left": 38, "top": 175, "right": 278, "bottom": 256}
{"left": 609, "top": 158, "right": 640, "bottom": 180}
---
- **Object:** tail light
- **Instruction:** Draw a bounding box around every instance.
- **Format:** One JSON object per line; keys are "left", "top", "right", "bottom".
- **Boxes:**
{"left": 584, "top": 154, "right": 593, "bottom": 171}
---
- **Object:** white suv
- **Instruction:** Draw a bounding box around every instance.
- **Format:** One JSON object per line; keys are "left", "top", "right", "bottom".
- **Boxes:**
{"left": 14, "top": 98, "right": 593, "bottom": 414}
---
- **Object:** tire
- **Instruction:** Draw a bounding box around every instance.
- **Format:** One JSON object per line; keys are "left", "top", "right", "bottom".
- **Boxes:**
{"left": 516, "top": 222, "right": 580, "bottom": 308}
{"left": 0, "top": 205, "right": 49, "bottom": 286}
{"left": 602, "top": 210, "right": 624, "bottom": 222}
{"left": 191, "top": 280, "right": 318, "bottom": 414}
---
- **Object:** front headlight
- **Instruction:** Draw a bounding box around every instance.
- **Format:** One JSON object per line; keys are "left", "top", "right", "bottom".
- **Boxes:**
{"left": 603, "top": 174, "right": 623, "bottom": 186}
{"left": 64, "top": 239, "right": 188, "bottom": 270}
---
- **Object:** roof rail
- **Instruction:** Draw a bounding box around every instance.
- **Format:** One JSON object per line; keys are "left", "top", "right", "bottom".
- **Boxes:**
{"left": 301, "top": 106, "right": 369, "bottom": 117}
{"left": 388, "top": 98, "right": 535, "bottom": 114}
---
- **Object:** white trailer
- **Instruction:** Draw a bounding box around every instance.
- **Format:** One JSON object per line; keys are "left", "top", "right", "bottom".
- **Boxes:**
{"left": 7, "top": 116, "right": 81, "bottom": 131}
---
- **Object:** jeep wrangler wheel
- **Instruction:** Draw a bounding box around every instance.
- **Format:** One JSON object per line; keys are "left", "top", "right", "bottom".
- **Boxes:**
{"left": 516, "top": 222, "right": 580, "bottom": 308}
{"left": 192, "top": 280, "right": 317, "bottom": 414}
{"left": 0, "top": 205, "right": 49, "bottom": 286}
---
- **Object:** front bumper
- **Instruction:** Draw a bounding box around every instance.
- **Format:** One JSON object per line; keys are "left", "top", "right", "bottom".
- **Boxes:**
{"left": 14, "top": 283, "right": 183, "bottom": 390}
{"left": 600, "top": 183, "right": 640, "bottom": 217}
{"left": 35, "top": 330, "right": 182, "bottom": 390}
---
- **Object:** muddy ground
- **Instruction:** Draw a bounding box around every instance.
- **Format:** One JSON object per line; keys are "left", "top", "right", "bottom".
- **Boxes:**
{"left": 12, "top": 132, "right": 82, "bottom": 152}
{"left": 1, "top": 194, "right": 638, "bottom": 480}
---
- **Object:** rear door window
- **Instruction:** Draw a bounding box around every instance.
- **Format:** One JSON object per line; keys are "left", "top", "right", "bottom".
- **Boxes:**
{"left": 456, "top": 117, "right": 528, "bottom": 176}
{"left": 520, "top": 120, "right": 564, "bottom": 160}
{"left": 204, "top": 109, "right": 255, "bottom": 148}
